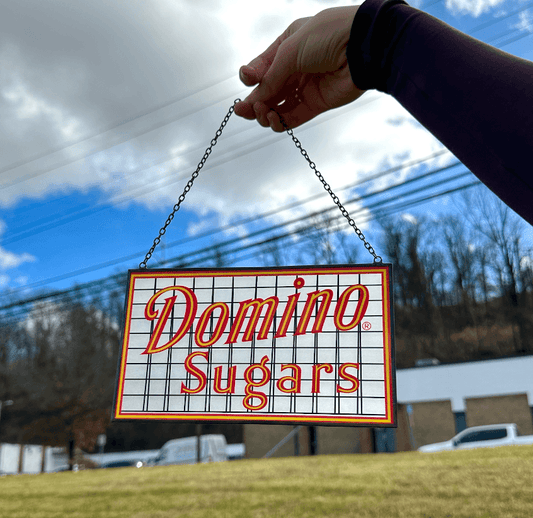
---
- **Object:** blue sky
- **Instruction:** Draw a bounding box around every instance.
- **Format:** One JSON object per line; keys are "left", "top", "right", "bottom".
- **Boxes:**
{"left": 0, "top": 0, "right": 532, "bottom": 308}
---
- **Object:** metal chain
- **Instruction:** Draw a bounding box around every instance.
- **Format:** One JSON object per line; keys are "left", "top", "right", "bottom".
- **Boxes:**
{"left": 140, "top": 99, "right": 382, "bottom": 268}
{"left": 274, "top": 110, "right": 382, "bottom": 263}
{"left": 139, "top": 100, "right": 241, "bottom": 268}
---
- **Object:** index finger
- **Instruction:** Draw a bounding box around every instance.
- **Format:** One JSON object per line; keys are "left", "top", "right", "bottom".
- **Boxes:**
{"left": 238, "top": 16, "right": 311, "bottom": 87}
{"left": 243, "top": 37, "right": 301, "bottom": 109}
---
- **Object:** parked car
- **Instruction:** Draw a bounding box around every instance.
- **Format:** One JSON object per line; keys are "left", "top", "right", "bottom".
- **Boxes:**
{"left": 152, "top": 434, "right": 228, "bottom": 466}
{"left": 99, "top": 459, "right": 144, "bottom": 469}
{"left": 418, "top": 423, "right": 533, "bottom": 452}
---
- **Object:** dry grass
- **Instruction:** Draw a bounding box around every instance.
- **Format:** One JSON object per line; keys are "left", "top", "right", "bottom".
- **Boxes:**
{"left": 1, "top": 445, "right": 533, "bottom": 517}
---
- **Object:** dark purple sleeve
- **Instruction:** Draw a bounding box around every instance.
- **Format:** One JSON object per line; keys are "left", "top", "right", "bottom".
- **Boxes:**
{"left": 346, "top": 0, "right": 533, "bottom": 225}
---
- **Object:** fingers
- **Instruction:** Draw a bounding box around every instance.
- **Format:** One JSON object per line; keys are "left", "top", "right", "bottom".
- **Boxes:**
{"left": 234, "top": 100, "right": 255, "bottom": 120}
{"left": 238, "top": 16, "right": 311, "bottom": 88}
{"left": 254, "top": 102, "right": 271, "bottom": 127}
{"left": 234, "top": 101, "right": 269, "bottom": 124}
{"left": 236, "top": 72, "right": 315, "bottom": 129}
{"left": 234, "top": 51, "right": 297, "bottom": 121}
{"left": 237, "top": 16, "right": 313, "bottom": 120}
{"left": 234, "top": 99, "right": 308, "bottom": 130}
{"left": 236, "top": 8, "right": 362, "bottom": 130}
{"left": 235, "top": 36, "right": 289, "bottom": 119}
{"left": 238, "top": 32, "right": 286, "bottom": 88}
{"left": 267, "top": 103, "right": 317, "bottom": 132}
{"left": 244, "top": 46, "right": 299, "bottom": 114}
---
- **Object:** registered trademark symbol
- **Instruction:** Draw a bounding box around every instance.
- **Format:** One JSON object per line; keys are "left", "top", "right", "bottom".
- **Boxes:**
{"left": 362, "top": 321, "right": 372, "bottom": 331}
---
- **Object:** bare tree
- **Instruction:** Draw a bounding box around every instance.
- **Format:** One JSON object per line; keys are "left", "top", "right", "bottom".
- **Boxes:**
{"left": 7, "top": 299, "right": 120, "bottom": 467}
{"left": 298, "top": 215, "right": 341, "bottom": 265}
{"left": 210, "top": 243, "right": 228, "bottom": 268}
{"left": 379, "top": 216, "right": 442, "bottom": 364}
{"left": 460, "top": 190, "right": 532, "bottom": 352}
{"left": 336, "top": 230, "right": 360, "bottom": 264}
{"left": 441, "top": 217, "right": 476, "bottom": 305}
{"left": 259, "top": 238, "right": 288, "bottom": 267}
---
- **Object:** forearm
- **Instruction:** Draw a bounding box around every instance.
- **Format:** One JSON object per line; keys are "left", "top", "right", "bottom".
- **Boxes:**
{"left": 347, "top": 0, "right": 533, "bottom": 224}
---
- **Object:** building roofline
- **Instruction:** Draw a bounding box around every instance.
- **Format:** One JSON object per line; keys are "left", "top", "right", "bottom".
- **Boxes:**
{"left": 400, "top": 352, "right": 533, "bottom": 372}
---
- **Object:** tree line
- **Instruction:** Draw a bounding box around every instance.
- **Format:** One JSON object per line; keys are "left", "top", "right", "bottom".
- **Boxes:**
{"left": 284, "top": 191, "right": 533, "bottom": 366}
{"left": 381, "top": 191, "right": 533, "bottom": 367}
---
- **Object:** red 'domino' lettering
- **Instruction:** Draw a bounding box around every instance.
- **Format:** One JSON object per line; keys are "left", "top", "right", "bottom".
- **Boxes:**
{"left": 142, "top": 278, "right": 369, "bottom": 355}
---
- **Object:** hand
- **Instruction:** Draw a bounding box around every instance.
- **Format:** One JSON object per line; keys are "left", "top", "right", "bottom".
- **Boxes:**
{"left": 234, "top": 6, "right": 366, "bottom": 132}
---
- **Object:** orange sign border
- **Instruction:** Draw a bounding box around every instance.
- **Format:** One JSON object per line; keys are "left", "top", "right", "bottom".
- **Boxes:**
{"left": 113, "top": 265, "right": 396, "bottom": 427}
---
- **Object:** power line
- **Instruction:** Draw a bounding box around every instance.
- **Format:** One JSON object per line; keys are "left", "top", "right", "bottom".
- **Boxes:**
{"left": 0, "top": 0, "right": 441, "bottom": 180}
{"left": 147, "top": 166, "right": 468, "bottom": 270}
{"left": 470, "top": 2, "right": 533, "bottom": 35}
{"left": 2, "top": 0, "right": 529, "bottom": 194}
{"left": 6, "top": 0, "right": 531, "bottom": 240}
{"left": 1, "top": 151, "right": 455, "bottom": 295}
{"left": 1, "top": 177, "right": 481, "bottom": 321}
{"left": 421, "top": 0, "right": 443, "bottom": 9}
{"left": 493, "top": 28, "right": 533, "bottom": 48}
{"left": 4, "top": 0, "right": 530, "bottom": 195}
{"left": 3, "top": 2, "right": 530, "bottom": 221}
{"left": 0, "top": 74, "right": 235, "bottom": 181}
{"left": 0, "top": 91, "right": 385, "bottom": 245}
{"left": 1, "top": 164, "right": 474, "bottom": 315}
{"left": 0, "top": 85, "right": 246, "bottom": 191}
{"left": 1, "top": 119, "right": 447, "bottom": 247}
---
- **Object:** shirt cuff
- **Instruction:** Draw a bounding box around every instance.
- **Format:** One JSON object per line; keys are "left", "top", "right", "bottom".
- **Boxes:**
{"left": 347, "top": 0, "right": 410, "bottom": 91}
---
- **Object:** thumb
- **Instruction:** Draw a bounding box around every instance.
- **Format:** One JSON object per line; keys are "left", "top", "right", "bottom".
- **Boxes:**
{"left": 243, "top": 38, "right": 299, "bottom": 107}
{"left": 238, "top": 16, "right": 310, "bottom": 88}
{"left": 238, "top": 35, "right": 284, "bottom": 87}
{"left": 239, "top": 65, "right": 260, "bottom": 87}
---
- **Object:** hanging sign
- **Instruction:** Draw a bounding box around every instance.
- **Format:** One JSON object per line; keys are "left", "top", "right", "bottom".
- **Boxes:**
{"left": 113, "top": 264, "right": 396, "bottom": 427}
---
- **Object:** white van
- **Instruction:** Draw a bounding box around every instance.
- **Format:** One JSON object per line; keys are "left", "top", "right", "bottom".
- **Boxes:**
{"left": 0, "top": 444, "right": 68, "bottom": 474}
{"left": 153, "top": 435, "right": 228, "bottom": 466}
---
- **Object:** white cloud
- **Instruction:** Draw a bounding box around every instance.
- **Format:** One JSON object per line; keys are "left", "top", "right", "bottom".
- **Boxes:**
{"left": 0, "top": 247, "right": 36, "bottom": 270}
{"left": 0, "top": 0, "right": 236, "bottom": 206}
{"left": 2, "top": 78, "right": 82, "bottom": 140}
{"left": 445, "top": 0, "right": 506, "bottom": 17}
{"left": 187, "top": 218, "right": 218, "bottom": 238}
{"left": 401, "top": 213, "right": 418, "bottom": 225}
{"left": 520, "top": 255, "right": 533, "bottom": 270}
{"left": 0, "top": 219, "right": 36, "bottom": 270}
{"left": 0, "top": 0, "right": 488, "bottom": 246}
{"left": 178, "top": 93, "right": 446, "bottom": 231}
{"left": 514, "top": 10, "right": 533, "bottom": 33}
{"left": 0, "top": 0, "right": 369, "bottom": 211}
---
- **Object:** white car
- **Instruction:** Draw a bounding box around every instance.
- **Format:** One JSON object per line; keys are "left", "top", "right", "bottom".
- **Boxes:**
{"left": 152, "top": 434, "right": 228, "bottom": 466}
{"left": 418, "top": 423, "right": 533, "bottom": 452}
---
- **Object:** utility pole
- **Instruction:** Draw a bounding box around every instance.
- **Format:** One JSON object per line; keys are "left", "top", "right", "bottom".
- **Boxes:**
{"left": 196, "top": 424, "right": 202, "bottom": 464}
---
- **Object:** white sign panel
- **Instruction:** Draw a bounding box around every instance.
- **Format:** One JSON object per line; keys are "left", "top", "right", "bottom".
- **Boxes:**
{"left": 114, "top": 265, "right": 396, "bottom": 426}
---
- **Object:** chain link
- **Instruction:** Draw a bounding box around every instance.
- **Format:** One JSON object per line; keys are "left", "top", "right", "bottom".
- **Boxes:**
{"left": 274, "top": 110, "right": 382, "bottom": 263}
{"left": 139, "top": 100, "right": 240, "bottom": 268}
{"left": 140, "top": 99, "right": 382, "bottom": 268}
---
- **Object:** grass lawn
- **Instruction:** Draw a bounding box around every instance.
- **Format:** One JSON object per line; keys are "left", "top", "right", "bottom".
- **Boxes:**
{"left": 1, "top": 445, "right": 532, "bottom": 518}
